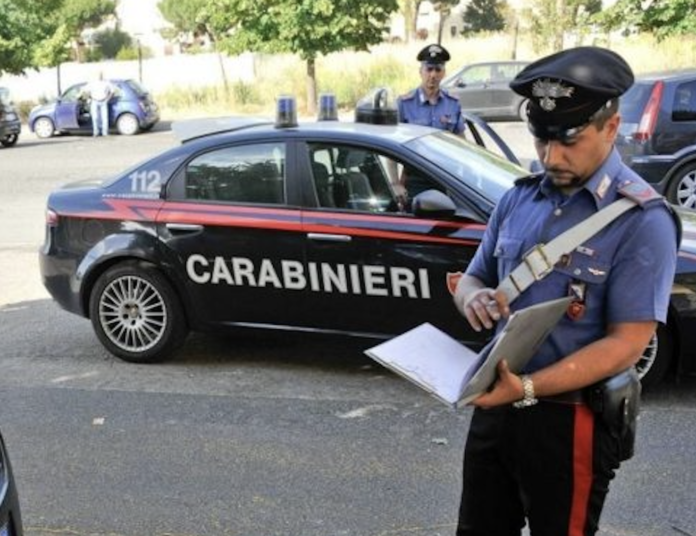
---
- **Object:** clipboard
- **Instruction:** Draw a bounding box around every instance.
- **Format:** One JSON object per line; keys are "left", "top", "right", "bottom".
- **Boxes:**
{"left": 364, "top": 296, "right": 573, "bottom": 408}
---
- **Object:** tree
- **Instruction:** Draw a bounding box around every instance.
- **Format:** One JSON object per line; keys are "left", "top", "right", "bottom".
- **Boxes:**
{"left": 159, "top": 0, "right": 231, "bottom": 90}
{"left": 593, "top": 0, "right": 696, "bottom": 40}
{"left": 94, "top": 27, "right": 132, "bottom": 59}
{"left": 0, "top": 0, "right": 63, "bottom": 75}
{"left": 461, "top": 0, "right": 506, "bottom": 36}
{"left": 398, "top": 0, "right": 423, "bottom": 42}
{"left": 432, "top": 0, "right": 459, "bottom": 43}
{"left": 526, "top": 0, "right": 601, "bottom": 53}
{"left": 207, "top": 0, "right": 399, "bottom": 114}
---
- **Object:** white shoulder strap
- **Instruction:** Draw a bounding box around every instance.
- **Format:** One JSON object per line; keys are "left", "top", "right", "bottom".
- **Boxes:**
{"left": 497, "top": 197, "right": 637, "bottom": 303}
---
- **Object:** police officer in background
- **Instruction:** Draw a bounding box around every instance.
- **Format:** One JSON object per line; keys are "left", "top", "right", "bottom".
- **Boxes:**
{"left": 397, "top": 43, "right": 465, "bottom": 134}
{"left": 453, "top": 47, "right": 678, "bottom": 535}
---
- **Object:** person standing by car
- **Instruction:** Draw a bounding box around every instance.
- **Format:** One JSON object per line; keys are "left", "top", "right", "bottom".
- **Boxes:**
{"left": 453, "top": 46, "right": 679, "bottom": 536}
{"left": 83, "top": 73, "right": 113, "bottom": 137}
{"left": 397, "top": 44, "right": 465, "bottom": 135}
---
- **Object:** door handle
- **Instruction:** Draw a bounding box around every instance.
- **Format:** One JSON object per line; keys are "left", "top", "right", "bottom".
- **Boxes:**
{"left": 166, "top": 223, "right": 204, "bottom": 233}
{"left": 307, "top": 233, "right": 352, "bottom": 242}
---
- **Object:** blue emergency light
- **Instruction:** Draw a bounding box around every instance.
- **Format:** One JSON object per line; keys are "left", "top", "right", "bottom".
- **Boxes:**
{"left": 317, "top": 93, "right": 338, "bottom": 121}
{"left": 275, "top": 95, "right": 298, "bottom": 128}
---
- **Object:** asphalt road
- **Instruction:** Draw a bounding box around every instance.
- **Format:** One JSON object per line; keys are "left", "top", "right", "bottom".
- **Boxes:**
{"left": 0, "top": 123, "right": 695, "bottom": 536}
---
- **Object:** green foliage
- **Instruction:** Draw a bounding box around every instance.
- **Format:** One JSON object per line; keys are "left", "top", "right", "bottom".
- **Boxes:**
{"left": 158, "top": 0, "right": 209, "bottom": 38}
{"left": 0, "top": 0, "right": 116, "bottom": 74}
{"left": 526, "top": 0, "right": 602, "bottom": 53}
{"left": 593, "top": 0, "right": 696, "bottom": 40}
{"left": 115, "top": 45, "right": 154, "bottom": 62}
{"left": 462, "top": 0, "right": 507, "bottom": 35}
{"left": 0, "top": 0, "right": 63, "bottom": 74}
{"left": 94, "top": 27, "right": 132, "bottom": 59}
{"left": 208, "top": 0, "right": 398, "bottom": 61}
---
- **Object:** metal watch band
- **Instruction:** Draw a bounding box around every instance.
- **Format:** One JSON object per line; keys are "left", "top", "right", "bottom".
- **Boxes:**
{"left": 513, "top": 374, "right": 538, "bottom": 409}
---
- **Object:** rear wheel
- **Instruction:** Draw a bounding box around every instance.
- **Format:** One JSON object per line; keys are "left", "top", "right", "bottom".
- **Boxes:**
{"left": 636, "top": 323, "right": 673, "bottom": 389}
{"left": 0, "top": 134, "right": 18, "bottom": 147}
{"left": 116, "top": 113, "right": 140, "bottom": 135}
{"left": 666, "top": 162, "right": 696, "bottom": 209}
{"left": 34, "top": 117, "right": 55, "bottom": 139}
{"left": 517, "top": 98, "right": 529, "bottom": 121}
{"left": 89, "top": 262, "right": 188, "bottom": 363}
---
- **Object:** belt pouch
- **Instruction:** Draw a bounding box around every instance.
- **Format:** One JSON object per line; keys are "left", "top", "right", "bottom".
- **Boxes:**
{"left": 586, "top": 369, "right": 641, "bottom": 461}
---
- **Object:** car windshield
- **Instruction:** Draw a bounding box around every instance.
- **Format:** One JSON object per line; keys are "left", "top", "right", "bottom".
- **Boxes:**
{"left": 0, "top": 87, "right": 10, "bottom": 105}
{"left": 405, "top": 131, "right": 526, "bottom": 203}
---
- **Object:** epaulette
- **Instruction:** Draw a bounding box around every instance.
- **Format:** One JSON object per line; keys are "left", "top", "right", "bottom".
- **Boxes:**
{"left": 399, "top": 90, "right": 417, "bottom": 101}
{"left": 617, "top": 180, "right": 664, "bottom": 208}
{"left": 514, "top": 172, "right": 544, "bottom": 187}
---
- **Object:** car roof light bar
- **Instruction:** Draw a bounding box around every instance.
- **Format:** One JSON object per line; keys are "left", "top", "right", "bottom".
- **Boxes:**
{"left": 275, "top": 95, "right": 298, "bottom": 128}
{"left": 318, "top": 93, "right": 338, "bottom": 121}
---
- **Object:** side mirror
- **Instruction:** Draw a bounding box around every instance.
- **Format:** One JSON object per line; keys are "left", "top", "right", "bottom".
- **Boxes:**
{"left": 455, "top": 79, "right": 467, "bottom": 88}
{"left": 412, "top": 189, "right": 456, "bottom": 219}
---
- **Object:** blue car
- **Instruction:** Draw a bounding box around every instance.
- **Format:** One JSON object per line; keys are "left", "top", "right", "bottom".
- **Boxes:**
{"left": 28, "top": 79, "right": 159, "bottom": 138}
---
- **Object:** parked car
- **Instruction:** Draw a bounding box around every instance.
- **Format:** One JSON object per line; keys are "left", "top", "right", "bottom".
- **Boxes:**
{"left": 0, "top": 88, "right": 21, "bottom": 148}
{"left": 441, "top": 61, "right": 530, "bottom": 121}
{"left": 616, "top": 70, "right": 696, "bottom": 209}
{"left": 0, "top": 429, "right": 23, "bottom": 536}
{"left": 38, "top": 99, "right": 696, "bottom": 388}
{"left": 28, "top": 79, "right": 159, "bottom": 138}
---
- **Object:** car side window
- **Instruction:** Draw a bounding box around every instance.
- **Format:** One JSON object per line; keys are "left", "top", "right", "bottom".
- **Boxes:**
{"left": 459, "top": 65, "right": 492, "bottom": 85}
{"left": 672, "top": 81, "right": 696, "bottom": 122}
{"left": 184, "top": 143, "right": 285, "bottom": 204}
{"left": 62, "top": 85, "right": 84, "bottom": 103}
{"left": 308, "top": 143, "right": 443, "bottom": 214}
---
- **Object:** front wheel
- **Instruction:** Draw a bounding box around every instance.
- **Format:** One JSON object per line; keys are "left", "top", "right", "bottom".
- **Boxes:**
{"left": 33, "top": 117, "right": 55, "bottom": 139}
{"left": 116, "top": 113, "right": 140, "bottom": 135}
{"left": 89, "top": 262, "right": 188, "bottom": 363}
{"left": 665, "top": 162, "right": 696, "bottom": 209}
{"left": 1, "top": 134, "right": 18, "bottom": 147}
{"left": 636, "top": 324, "right": 673, "bottom": 389}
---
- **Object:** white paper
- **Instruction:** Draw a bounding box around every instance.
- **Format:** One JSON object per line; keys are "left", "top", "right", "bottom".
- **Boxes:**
{"left": 365, "top": 296, "right": 573, "bottom": 408}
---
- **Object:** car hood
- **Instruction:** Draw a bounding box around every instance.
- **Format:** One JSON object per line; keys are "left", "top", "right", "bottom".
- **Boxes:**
{"left": 30, "top": 102, "right": 55, "bottom": 116}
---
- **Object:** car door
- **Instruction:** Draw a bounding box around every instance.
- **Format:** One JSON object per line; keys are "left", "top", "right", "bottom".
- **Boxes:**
{"left": 54, "top": 84, "right": 85, "bottom": 130}
{"left": 298, "top": 140, "right": 485, "bottom": 344}
{"left": 157, "top": 139, "right": 309, "bottom": 328}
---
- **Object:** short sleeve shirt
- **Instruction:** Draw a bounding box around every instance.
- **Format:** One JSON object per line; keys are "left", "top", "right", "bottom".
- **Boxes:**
{"left": 397, "top": 88, "right": 465, "bottom": 134}
{"left": 466, "top": 149, "right": 678, "bottom": 372}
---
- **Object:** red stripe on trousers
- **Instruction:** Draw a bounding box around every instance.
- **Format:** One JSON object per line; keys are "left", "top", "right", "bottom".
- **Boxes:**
{"left": 568, "top": 405, "right": 594, "bottom": 536}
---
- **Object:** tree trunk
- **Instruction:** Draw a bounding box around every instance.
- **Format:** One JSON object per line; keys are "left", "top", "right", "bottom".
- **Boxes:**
{"left": 553, "top": 0, "right": 565, "bottom": 51}
{"left": 306, "top": 57, "right": 317, "bottom": 116}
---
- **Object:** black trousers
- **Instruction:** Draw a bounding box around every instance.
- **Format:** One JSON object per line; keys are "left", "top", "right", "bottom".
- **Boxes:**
{"left": 456, "top": 401, "right": 622, "bottom": 536}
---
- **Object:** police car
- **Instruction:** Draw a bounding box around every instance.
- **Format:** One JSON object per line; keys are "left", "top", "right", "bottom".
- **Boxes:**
{"left": 39, "top": 93, "right": 696, "bottom": 388}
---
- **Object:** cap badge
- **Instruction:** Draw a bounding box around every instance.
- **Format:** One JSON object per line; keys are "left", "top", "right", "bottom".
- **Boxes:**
{"left": 532, "top": 79, "right": 575, "bottom": 111}
{"left": 429, "top": 45, "right": 442, "bottom": 57}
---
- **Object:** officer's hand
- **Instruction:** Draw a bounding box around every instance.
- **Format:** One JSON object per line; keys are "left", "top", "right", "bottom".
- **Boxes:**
{"left": 471, "top": 360, "right": 524, "bottom": 409}
{"left": 457, "top": 287, "right": 510, "bottom": 332}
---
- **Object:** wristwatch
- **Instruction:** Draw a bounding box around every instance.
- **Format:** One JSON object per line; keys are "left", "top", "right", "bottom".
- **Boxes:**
{"left": 513, "top": 374, "right": 538, "bottom": 409}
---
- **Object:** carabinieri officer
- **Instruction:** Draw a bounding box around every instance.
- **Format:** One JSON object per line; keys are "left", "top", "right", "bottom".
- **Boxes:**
{"left": 397, "top": 43, "right": 465, "bottom": 134}
{"left": 453, "top": 46, "right": 679, "bottom": 536}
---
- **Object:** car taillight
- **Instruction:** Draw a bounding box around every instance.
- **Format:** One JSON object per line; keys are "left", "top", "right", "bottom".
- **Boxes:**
{"left": 633, "top": 80, "right": 664, "bottom": 143}
{"left": 46, "top": 209, "right": 59, "bottom": 227}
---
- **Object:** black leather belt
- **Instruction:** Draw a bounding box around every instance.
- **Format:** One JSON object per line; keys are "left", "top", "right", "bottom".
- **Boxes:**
{"left": 539, "top": 390, "right": 586, "bottom": 405}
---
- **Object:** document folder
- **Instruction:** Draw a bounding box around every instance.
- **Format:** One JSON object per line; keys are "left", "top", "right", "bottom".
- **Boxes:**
{"left": 364, "top": 296, "right": 573, "bottom": 408}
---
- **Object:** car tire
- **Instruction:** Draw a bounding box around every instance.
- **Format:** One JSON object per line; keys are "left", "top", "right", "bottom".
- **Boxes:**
{"left": 1, "top": 134, "right": 18, "bottom": 147}
{"left": 666, "top": 161, "right": 696, "bottom": 209}
{"left": 517, "top": 99, "right": 529, "bottom": 121}
{"left": 636, "top": 323, "right": 673, "bottom": 389}
{"left": 89, "top": 261, "right": 188, "bottom": 363}
{"left": 116, "top": 113, "right": 140, "bottom": 136}
{"left": 34, "top": 117, "right": 55, "bottom": 139}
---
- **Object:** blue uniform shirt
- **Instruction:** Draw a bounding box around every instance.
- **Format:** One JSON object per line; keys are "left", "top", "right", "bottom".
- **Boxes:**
{"left": 466, "top": 148, "right": 678, "bottom": 372}
{"left": 398, "top": 88, "right": 465, "bottom": 134}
